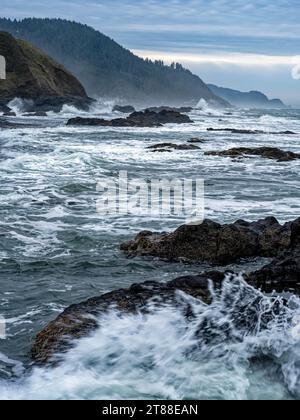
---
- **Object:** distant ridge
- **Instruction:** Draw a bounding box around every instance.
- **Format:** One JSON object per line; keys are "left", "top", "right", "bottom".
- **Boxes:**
{"left": 208, "top": 84, "right": 286, "bottom": 109}
{"left": 0, "top": 18, "right": 229, "bottom": 108}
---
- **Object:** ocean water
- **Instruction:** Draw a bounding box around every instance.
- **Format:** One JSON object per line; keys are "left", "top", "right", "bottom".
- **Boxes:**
{"left": 0, "top": 101, "right": 299, "bottom": 400}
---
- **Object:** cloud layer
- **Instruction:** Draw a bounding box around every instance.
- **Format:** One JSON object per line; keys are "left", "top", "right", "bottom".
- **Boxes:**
{"left": 1, "top": 0, "right": 300, "bottom": 104}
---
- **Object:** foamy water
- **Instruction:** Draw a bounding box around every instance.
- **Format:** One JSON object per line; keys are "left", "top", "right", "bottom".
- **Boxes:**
{"left": 0, "top": 101, "right": 300, "bottom": 399}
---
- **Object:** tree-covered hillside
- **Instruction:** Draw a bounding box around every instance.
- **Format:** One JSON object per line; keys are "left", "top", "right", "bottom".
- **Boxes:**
{"left": 0, "top": 18, "right": 227, "bottom": 107}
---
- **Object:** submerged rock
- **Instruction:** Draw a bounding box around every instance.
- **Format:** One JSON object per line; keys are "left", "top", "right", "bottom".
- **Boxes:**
{"left": 113, "top": 105, "right": 136, "bottom": 113}
{"left": 148, "top": 142, "right": 200, "bottom": 152}
{"left": 187, "top": 137, "right": 206, "bottom": 143}
{"left": 205, "top": 147, "right": 300, "bottom": 162}
{"left": 121, "top": 217, "right": 293, "bottom": 265}
{"left": 67, "top": 109, "right": 193, "bottom": 128}
{"left": 207, "top": 128, "right": 296, "bottom": 135}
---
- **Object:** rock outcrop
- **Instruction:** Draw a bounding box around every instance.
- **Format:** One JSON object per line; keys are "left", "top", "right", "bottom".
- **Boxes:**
{"left": 67, "top": 109, "right": 193, "bottom": 128}
{"left": 121, "top": 217, "right": 293, "bottom": 265}
{"left": 0, "top": 31, "right": 93, "bottom": 112}
{"left": 32, "top": 217, "right": 300, "bottom": 365}
{"left": 205, "top": 147, "right": 300, "bottom": 162}
{"left": 31, "top": 271, "right": 225, "bottom": 364}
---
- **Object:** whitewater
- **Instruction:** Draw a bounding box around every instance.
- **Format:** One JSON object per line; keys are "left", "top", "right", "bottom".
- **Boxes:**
{"left": 0, "top": 101, "right": 300, "bottom": 400}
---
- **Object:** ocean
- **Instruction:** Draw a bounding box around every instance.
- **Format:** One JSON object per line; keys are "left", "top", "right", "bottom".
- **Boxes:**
{"left": 0, "top": 100, "right": 299, "bottom": 400}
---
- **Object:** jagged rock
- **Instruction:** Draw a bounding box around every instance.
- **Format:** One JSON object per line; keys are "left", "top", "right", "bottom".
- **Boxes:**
{"left": 205, "top": 147, "right": 300, "bottom": 162}
{"left": 31, "top": 271, "right": 225, "bottom": 364}
{"left": 148, "top": 143, "right": 200, "bottom": 152}
{"left": 113, "top": 105, "right": 136, "bottom": 113}
{"left": 67, "top": 109, "right": 193, "bottom": 128}
{"left": 121, "top": 217, "right": 293, "bottom": 265}
{"left": 207, "top": 128, "right": 296, "bottom": 135}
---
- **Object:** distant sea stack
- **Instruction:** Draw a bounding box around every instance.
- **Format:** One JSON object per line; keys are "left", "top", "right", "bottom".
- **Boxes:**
{"left": 0, "top": 31, "right": 93, "bottom": 112}
{"left": 208, "top": 84, "right": 286, "bottom": 109}
{"left": 0, "top": 18, "right": 229, "bottom": 108}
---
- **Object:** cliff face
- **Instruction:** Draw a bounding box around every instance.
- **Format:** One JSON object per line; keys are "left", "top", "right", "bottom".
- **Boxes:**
{"left": 0, "top": 31, "right": 91, "bottom": 110}
{"left": 0, "top": 19, "right": 229, "bottom": 108}
{"left": 208, "top": 84, "right": 286, "bottom": 109}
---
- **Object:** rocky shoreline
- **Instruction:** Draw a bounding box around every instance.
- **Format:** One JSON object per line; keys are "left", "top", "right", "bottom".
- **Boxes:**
{"left": 32, "top": 217, "right": 300, "bottom": 365}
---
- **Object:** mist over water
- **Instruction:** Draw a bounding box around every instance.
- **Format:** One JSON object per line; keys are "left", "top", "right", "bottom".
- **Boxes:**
{"left": 0, "top": 101, "right": 300, "bottom": 399}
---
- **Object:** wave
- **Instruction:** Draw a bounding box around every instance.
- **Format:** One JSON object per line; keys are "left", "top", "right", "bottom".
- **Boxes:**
{"left": 0, "top": 276, "right": 299, "bottom": 400}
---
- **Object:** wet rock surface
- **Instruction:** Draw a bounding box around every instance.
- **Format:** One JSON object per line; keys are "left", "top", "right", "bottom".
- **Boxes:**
{"left": 147, "top": 142, "right": 200, "bottom": 152}
{"left": 67, "top": 109, "right": 193, "bottom": 128}
{"left": 205, "top": 147, "right": 300, "bottom": 162}
{"left": 121, "top": 217, "right": 293, "bottom": 265}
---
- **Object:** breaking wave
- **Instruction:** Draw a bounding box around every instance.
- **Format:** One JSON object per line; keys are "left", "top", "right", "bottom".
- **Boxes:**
{"left": 0, "top": 276, "right": 299, "bottom": 400}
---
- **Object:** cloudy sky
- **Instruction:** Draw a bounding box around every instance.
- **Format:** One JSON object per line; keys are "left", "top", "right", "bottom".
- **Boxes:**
{"left": 1, "top": 0, "right": 300, "bottom": 105}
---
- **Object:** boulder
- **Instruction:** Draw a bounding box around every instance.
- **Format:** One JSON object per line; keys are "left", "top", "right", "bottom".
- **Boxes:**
{"left": 146, "top": 106, "right": 193, "bottom": 113}
{"left": 121, "top": 217, "right": 293, "bottom": 265}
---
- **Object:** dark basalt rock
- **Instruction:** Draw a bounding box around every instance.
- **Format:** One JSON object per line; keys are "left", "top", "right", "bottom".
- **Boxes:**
{"left": 113, "top": 105, "right": 136, "bottom": 114}
{"left": 146, "top": 106, "right": 193, "bottom": 113}
{"left": 248, "top": 218, "right": 300, "bottom": 294}
{"left": 205, "top": 147, "right": 300, "bottom": 162}
{"left": 207, "top": 128, "right": 296, "bottom": 135}
{"left": 31, "top": 271, "right": 225, "bottom": 365}
{"left": 121, "top": 217, "right": 293, "bottom": 265}
{"left": 67, "top": 109, "right": 193, "bottom": 128}
{"left": 148, "top": 143, "right": 200, "bottom": 152}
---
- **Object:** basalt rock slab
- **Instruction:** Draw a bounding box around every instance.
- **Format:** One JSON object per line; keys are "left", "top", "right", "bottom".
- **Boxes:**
{"left": 205, "top": 147, "right": 300, "bottom": 162}
{"left": 31, "top": 271, "right": 225, "bottom": 365}
{"left": 148, "top": 142, "right": 200, "bottom": 152}
{"left": 67, "top": 109, "right": 193, "bottom": 128}
{"left": 121, "top": 217, "right": 293, "bottom": 265}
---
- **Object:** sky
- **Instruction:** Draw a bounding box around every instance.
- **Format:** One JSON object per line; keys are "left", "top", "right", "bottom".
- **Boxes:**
{"left": 1, "top": 0, "right": 300, "bottom": 105}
